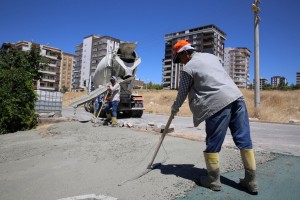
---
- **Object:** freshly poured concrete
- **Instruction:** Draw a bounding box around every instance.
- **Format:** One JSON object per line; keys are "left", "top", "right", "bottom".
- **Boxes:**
{"left": 0, "top": 121, "right": 275, "bottom": 200}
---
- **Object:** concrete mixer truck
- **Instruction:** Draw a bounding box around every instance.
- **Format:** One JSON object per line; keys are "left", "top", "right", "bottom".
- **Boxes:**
{"left": 69, "top": 42, "right": 144, "bottom": 118}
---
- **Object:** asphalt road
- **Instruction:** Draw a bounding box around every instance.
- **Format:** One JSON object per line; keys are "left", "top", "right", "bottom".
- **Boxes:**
{"left": 139, "top": 113, "right": 300, "bottom": 157}
{"left": 247, "top": 121, "right": 300, "bottom": 156}
{"left": 62, "top": 106, "right": 300, "bottom": 156}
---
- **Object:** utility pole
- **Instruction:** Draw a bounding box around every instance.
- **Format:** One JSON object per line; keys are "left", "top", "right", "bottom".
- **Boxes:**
{"left": 252, "top": 0, "right": 261, "bottom": 110}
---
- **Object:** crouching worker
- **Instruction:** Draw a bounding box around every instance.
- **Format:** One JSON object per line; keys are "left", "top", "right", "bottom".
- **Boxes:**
{"left": 103, "top": 76, "right": 120, "bottom": 127}
{"left": 171, "top": 40, "right": 258, "bottom": 193}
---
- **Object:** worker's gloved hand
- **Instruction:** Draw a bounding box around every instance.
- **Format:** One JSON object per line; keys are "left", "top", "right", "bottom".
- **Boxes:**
{"left": 171, "top": 104, "right": 179, "bottom": 116}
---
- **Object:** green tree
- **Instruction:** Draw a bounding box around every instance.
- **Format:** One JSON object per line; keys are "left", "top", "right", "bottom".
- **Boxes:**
{"left": 262, "top": 83, "right": 272, "bottom": 90}
{"left": 277, "top": 79, "right": 288, "bottom": 90}
{"left": 0, "top": 46, "right": 43, "bottom": 134}
{"left": 26, "top": 44, "right": 44, "bottom": 80}
{"left": 144, "top": 81, "right": 163, "bottom": 90}
{"left": 60, "top": 85, "right": 69, "bottom": 93}
{"left": 248, "top": 83, "right": 253, "bottom": 90}
{"left": 289, "top": 83, "right": 300, "bottom": 90}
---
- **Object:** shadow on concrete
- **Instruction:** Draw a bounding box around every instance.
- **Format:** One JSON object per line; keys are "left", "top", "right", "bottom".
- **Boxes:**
{"left": 156, "top": 164, "right": 247, "bottom": 193}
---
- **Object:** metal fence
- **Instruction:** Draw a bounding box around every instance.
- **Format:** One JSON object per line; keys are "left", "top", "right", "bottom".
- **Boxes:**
{"left": 35, "top": 90, "right": 63, "bottom": 116}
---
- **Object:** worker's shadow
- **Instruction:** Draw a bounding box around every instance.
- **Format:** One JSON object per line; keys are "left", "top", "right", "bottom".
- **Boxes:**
{"left": 156, "top": 164, "right": 246, "bottom": 192}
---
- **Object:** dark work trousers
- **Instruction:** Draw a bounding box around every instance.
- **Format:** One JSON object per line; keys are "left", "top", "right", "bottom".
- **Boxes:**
{"left": 204, "top": 97, "right": 253, "bottom": 153}
{"left": 104, "top": 101, "right": 119, "bottom": 117}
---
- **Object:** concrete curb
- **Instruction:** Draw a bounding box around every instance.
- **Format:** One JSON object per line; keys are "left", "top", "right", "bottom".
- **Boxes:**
{"left": 249, "top": 118, "right": 300, "bottom": 126}
{"left": 145, "top": 112, "right": 300, "bottom": 126}
{"left": 38, "top": 117, "right": 72, "bottom": 124}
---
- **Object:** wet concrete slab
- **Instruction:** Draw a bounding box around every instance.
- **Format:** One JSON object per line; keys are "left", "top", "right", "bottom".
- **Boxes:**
{"left": 176, "top": 154, "right": 300, "bottom": 200}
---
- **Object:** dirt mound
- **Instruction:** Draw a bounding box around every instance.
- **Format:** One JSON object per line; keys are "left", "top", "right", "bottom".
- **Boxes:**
{"left": 62, "top": 91, "right": 87, "bottom": 106}
{"left": 62, "top": 89, "right": 300, "bottom": 123}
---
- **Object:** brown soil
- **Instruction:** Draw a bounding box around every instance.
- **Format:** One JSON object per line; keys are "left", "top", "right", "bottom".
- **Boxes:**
{"left": 63, "top": 89, "right": 300, "bottom": 123}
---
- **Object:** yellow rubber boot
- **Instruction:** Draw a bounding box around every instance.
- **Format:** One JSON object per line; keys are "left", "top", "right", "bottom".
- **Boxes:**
{"left": 103, "top": 113, "right": 112, "bottom": 126}
{"left": 111, "top": 117, "right": 118, "bottom": 127}
{"left": 240, "top": 149, "right": 258, "bottom": 194}
{"left": 94, "top": 110, "right": 99, "bottom": 118}
{"left": 200, "top": 152, "right": 221, "bottom": 191}
{"left": 106, "top": 113, "right": 112, "bottom": 120}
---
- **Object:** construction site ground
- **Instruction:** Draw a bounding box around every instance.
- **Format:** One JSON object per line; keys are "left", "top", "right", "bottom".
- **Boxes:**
{"left": 0, "top": 107, "right": 300, "bottom": 200}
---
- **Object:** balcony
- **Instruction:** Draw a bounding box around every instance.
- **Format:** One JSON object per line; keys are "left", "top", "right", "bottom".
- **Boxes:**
{"left": 234, "top": 70, "right": 246, "bottom": 74}
{"left": 164, "top": 70, "right": 171, "bottom": 75}
{"left": 44, "top": 54, "right": 58, "bottom": 60}
{"left": 203, "top": 42, "right": 213, "bottom": 47}
{"left": 48, "top": 63, "right": 57, "bottom": 67}
{"left": 73, "top": 66, "right": 81, "bottom": 69}
{"left": 42, "top": 78, "right": 56, "bottom": 83}
{"left": 38, "top": 86, "right": 55, "bottom": 91}
{"left": 39, "top": 70, "right": 56, "bottom": 75}
{"left": 164, "top": 64, "right": 171, "bottom": 69}
{"left": 234, "top": 67, "right": 246, "bottom": 70}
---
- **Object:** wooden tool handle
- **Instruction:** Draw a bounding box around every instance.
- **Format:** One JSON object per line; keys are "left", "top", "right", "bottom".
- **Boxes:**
{"left": 146, "top": 113, "right": 174, "bottom": 169}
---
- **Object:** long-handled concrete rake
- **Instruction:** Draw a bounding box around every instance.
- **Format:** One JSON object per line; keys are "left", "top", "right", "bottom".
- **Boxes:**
{"left": 146, "top": 113, "right": 174, "bottom": 169}
{"left": 118, "top": 113, "right": 174, "bottom": 186}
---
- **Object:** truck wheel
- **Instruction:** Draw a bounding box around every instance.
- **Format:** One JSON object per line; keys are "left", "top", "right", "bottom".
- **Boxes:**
{"left": 132, "top": 110, "right": 143, "bottom": 118}
{"left": 122, "top": 110, "right": 132, "bottom": 118}
{"left": 84, "top": 101, "right": 94, "bottom": 113}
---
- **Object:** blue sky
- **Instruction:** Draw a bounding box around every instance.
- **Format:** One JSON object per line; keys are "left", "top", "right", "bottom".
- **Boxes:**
{"left": 1, "top": 0, "right": 299, "bottom": 84}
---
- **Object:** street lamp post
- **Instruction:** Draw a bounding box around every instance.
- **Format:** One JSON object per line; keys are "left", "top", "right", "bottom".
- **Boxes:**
{"left": 252, "top": 0, "right": 261, "bottom": 111}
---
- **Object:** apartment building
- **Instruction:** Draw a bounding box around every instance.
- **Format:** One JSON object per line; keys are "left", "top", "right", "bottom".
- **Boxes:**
{"left": 163, "top": 24, "right": 226, "bottom": 89}
{"left": 296, "top": 72, "right": 300, "bottom": 85}
{"left": 60, "top": 52, "right": 76, "bottom": 91}
{"left": 252, "top": 77, "right": 268, "bottom": 89}
{"left": 224, "top": 47, "right": 251, "bottom": 89}
{"left": 73, "top": 35, "right": 120, "bottom": 90}
{"left": 260, "top": 78, "right": 268, "bottom": 87}
{"left": 15, "top": 41, "right": 62, "bottom": 91}
{"left": 1, "top": 41, "right": 76, "bottom": 92}
{"left": 271, "top": 76, "right": 287, "bottom": 87}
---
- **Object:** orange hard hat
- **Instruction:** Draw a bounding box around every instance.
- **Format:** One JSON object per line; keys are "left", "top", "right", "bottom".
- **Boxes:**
{"left": 173, "top": 40, "right": 195, "bottom": 63}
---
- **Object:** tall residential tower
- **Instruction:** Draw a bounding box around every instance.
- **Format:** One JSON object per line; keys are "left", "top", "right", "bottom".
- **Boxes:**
{"left": 224, "top": 47, "right": 251, "bottom": 89}
{"left": 73, "top": 35, "right": 120, "bottom": 90}
{"left": 271, "top": 76, "right": 287, "bottom": 87}
{"left": 60, "top": 52, "right": 76, "bottom": 91}
{"left": 163, "top": 24, "right": 226, "bottom": 89}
